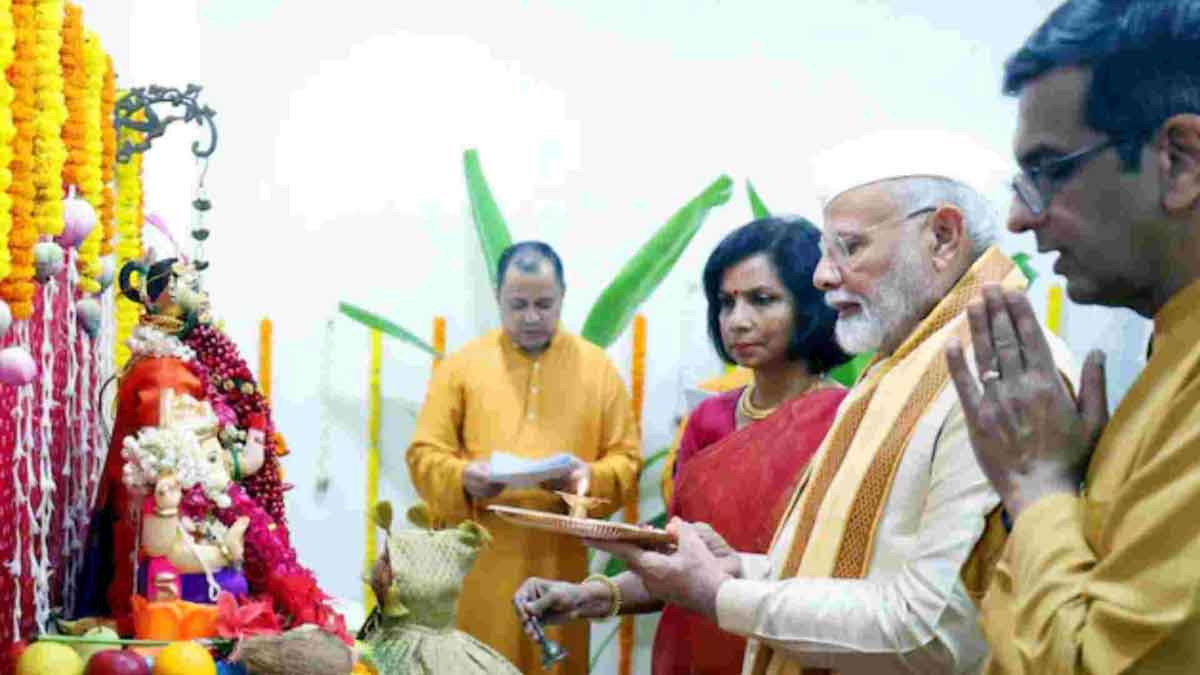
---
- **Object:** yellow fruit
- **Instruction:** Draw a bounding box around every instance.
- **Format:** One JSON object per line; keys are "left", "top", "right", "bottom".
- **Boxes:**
{"left": 151, "top": 641, "right": 215, "bottom": 675}
{"left": 17, "top": 641, "right": 84, "bottom": 675}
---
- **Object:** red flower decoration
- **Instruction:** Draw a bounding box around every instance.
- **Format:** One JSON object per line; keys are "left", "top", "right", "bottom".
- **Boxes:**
{"left": 215, "top": 591, "right": 281, "bottom": 640}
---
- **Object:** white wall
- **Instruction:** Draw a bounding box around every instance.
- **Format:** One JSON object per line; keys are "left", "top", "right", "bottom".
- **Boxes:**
{"left": 91, "top": 1, "right": 1151, "bottom": 671}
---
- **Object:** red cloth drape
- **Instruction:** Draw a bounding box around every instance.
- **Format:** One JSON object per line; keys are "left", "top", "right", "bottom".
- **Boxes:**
{"left": 653, "top": 387, "right": 846, "bottom": 675}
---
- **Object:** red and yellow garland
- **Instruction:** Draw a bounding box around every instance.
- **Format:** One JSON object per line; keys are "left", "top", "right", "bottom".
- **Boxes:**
{"left": 0, "top": 0, "right": 17, "bottom": 288}
{"left": 621, "top": 314, "right": 647, "bottom": 675}
{"left": 258, "top": 317, "right": 272, "bottom": 403}
{"left": 31, "top": 0, "right": 67, "bottom": 238}
{"left": 0, "top": 0, "right": 39, "bottom": 319}
{"left": 75, "top": 28, "right": 103, "bottom": 292}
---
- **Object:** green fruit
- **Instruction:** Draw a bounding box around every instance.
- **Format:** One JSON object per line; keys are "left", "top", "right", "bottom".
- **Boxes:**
{"left": 73, "top": 627, "right": 121, "bottom": 663}
{"left": 17, "top": 641, "right": 84, "bottom": 675}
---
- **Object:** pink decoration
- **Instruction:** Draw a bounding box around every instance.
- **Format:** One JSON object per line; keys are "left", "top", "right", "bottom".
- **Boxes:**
{"left": 144, "top": 213, "right": 183, "bottom": 259}
{"left": 215, "top": 591, "right": 280, "bottom": 640}
{"left": 0, "top": 347, "right": 36, "bottom": 386}
{"left": 76, "top": 298, "right": 102, "bottom": 339}
{"left": 59, "top": 191, "right": 98, "bottom": 249}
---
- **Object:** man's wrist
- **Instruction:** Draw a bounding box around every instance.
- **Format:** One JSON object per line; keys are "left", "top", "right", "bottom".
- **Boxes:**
{"left": 1003, "top": 473, "right": 1079, "bottom": 520}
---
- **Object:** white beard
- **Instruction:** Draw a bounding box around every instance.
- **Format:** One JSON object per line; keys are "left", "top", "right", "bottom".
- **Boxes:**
{"left": 829, "top": 241, "right": 931, "bottom": 355}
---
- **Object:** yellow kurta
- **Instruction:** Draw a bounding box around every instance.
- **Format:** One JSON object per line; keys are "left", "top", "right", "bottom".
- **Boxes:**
{"left": 982, "top": 279, "right": 1200, "bottom": 673}
{"left": 406, "top": 328, "right": 642, "bottom": 674}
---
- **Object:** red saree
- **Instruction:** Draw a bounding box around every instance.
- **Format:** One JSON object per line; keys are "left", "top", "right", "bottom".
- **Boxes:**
{"left": 653, "top": 386, "right": 846, "bottom": 675}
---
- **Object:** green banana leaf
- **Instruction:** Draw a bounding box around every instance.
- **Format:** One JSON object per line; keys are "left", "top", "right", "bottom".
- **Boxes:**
{"left": 829, "top": 352, "right": 873, "bottom": 387}
{"left": 338, "top": 302, "right": 442, "bottom": 358}
{"left": 642, "top": 446, "right": 670, "bottom": 475}
{"left": 1011, "top": 252, "right": 1038, "bottom": 285}
{"left": 746, "top": 180, "right": 771, "bottom": 219}
{"left": 463, "top": 149, "right": 514, "bottom": 289}
{"left": 581, "top": 175, "right": 734, "bottom": 348}
{"left": 590, "top": 623, "right": 622, "bottom": 671}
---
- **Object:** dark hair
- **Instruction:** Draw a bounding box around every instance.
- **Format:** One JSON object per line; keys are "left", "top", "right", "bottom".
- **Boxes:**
{"left": 496, "top": 241, "right": 565, "bottom": 289}
{"left": 702, "top": 217, "right": 849, "bottom": 373}
{"left": 1004, "top": 0, "right": 1200, "bottom": 169}
{"left": 118, "top": 257, "right": 177, "bottom": 305}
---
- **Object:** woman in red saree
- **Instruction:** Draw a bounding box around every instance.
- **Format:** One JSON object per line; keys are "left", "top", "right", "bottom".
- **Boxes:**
{"left": 514, "top": 217, "right": 849, "bottom": 674}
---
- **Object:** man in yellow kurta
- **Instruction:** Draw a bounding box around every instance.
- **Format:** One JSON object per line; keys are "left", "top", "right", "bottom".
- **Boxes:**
{"left": 407, "top": 241, "right": 642, "bottom": 673}
{"left": 945, "top": 2, "right": 1200, "bottom": 671}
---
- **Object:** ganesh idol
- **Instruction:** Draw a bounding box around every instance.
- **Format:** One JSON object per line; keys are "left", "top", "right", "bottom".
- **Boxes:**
{"left": 77, "top": 254, "right": 347, "bottom": 642}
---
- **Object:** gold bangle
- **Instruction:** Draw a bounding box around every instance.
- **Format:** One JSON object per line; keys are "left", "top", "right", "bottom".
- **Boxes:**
{"left": 584, "top": 574, "right": 621, "bottom": 618}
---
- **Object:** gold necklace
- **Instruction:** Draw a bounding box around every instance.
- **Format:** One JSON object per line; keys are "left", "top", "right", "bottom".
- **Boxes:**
{"left": 738, "top": 377, "right": 827, "bottom": 421}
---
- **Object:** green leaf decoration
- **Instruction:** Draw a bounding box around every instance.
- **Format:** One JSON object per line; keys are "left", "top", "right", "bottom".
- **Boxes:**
{"left": 1011, "top": 252, "right": 1038, "bottom": 285}
{"left": 829, "top": 352, "right": 873, "bottom": 387}
{"left": 590, "top": 623, "right": 622, "bottom": 671}
{"left": 338, "top": 302, "right": 442, "bottom": 357}
{"left": 463, "top": 149, "right": 515, "bottom": 289}
{"left": 581, "top": 175, "right": 734, "bottom": 347}
{"left": 642, "top": 447, "right": 671, "bottom": 474}
{"left": 746, "top": 180, "right": 771, "bottom": 219}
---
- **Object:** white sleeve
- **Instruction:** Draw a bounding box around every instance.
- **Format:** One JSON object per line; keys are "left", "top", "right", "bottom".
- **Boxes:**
{"left": 715, "top": 404, "right": 996, "bottom": 673}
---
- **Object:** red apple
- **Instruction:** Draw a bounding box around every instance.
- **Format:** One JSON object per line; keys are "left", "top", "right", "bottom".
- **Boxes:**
{"left": 85, "top": 649, "right": 151, "bottom": 675}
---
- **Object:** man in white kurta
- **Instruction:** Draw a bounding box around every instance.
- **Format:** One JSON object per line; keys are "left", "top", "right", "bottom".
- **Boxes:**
{"left": 591, "top": 140, "right": 1074, "bottom": 674}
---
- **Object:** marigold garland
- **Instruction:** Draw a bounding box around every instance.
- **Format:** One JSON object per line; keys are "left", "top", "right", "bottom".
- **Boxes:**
{"left": 620, "top": 314, "right": 647, "bottom": 675}
{"left": 31, "top": 0, "right": 67, "bottom": 238}
{"left": 0, "top": 0, "right": 18, "bottom": 286}
{"left": 59, "top": 2, "right": 82, "bottom": 190}
{"left": 432, "top": 315, "right": 445, "bottom": 369}
{"left": 0, "top": 0, "right": 39, "bottom": 319}
{"left": 75, "top": 28, "right": 103, "bottom": 293}
{"left": 99, "top": 54, "right": 114, "bottom": 256}
{"left": 258, "top": 317, "right": 272, "bottom": 403}
{"left": 113, "top": 103, "right": 144, "bottom": 367}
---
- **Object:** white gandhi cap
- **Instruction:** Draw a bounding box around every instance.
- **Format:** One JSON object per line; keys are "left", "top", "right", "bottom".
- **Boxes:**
{"left": 810, "top": 129, "right": 1016, "bottom": 209}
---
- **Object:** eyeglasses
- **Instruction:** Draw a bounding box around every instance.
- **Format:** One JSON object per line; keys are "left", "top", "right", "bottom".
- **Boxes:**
{"left": 1012, "top": 136, "right": 1127, "bottom": 217}
{"left": 820, "top": 206, "right": 937, "bottom": 270}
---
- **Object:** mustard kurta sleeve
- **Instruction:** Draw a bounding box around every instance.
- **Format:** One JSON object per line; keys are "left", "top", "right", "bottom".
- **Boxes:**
{"left": 1002, "top": 378, "right": 1200, "bottom": 673}
{"left": 584, "top": 360, "right": 643, "bottom": 519}
{"left": 659, "top": 418, "right": 688, "bottom": 510}
{"left": 405, "top": 355, "right": 473, "bottom": 523}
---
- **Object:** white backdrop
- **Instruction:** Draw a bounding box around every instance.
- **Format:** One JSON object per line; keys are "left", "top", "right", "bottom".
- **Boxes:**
{"left": 84, "top": 1, "right": 1150, "bottom": 671}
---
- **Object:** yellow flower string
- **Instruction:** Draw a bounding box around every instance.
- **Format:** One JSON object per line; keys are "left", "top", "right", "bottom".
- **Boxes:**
{"left": 620, "top": 313, "right": 647, "bottom": 675}
{"left": 58, "top": 2, "right": 81, "bottom": 191}
{"left": 99, "top": 53, "right": 114, "bottom": 256}
{"left": 0, "top": 0, "right": 18, "bottom": 287}
{"left": 258, "top": 317, "right": 273, "bottom": 403}
{"left": 113, "top": 102, "right": 143, "bottom": 367}
{"left": 0, "top": 0, "right": 39, "bottom": 319}
{"left": 363, "top": 328, "right": 382, "bottom": 611}
{"left": 75, "top": 28, "right": 103, "bottom": 293}
{"left": 31, "top": 0, "right": 66, "bottom": 238}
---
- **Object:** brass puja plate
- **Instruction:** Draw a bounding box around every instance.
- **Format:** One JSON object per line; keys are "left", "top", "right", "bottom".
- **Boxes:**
{"left": 486, "top": 505, "right": 676, "bottom": 546}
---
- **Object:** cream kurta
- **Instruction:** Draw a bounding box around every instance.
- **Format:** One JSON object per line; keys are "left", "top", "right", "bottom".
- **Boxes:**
{"left": 714, "top": 260, "right": 1073, "bottom": 674}
{"left": 982, "top": 279, "right": 1200, "bottom": 674}
{"left": 406, "top": 328, "right": 641, "bottom": 674}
